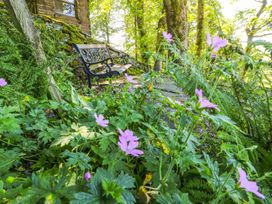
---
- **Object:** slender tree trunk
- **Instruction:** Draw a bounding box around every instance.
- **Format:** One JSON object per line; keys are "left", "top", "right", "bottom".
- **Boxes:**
{"left": 154, "top": 12, "right": 166, "bottom": 71}
{"left": 105, "top": 12, "right": 110, "bottom": 44}
{"left": 245, "top": 0, "right": 267, "bottom": 54}
{"left": 3, "top": 0, "right": 63, "bottom": 102}
{"left": 163, "top": 0, "right": 188, "bottom": 52}
{"left": 196, "top": 0, "right": 204, "bottom": 57}
{"left": 135, "top": 0, "right": 148, "bottom": 64}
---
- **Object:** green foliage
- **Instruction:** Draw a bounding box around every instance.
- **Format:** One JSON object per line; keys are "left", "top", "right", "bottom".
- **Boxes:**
{"left": 156, "top": 191, "right": 192, "bottom": 204}
{"left": 62, "top": 150, "right": 91, "bottom": 171}
{"left": 0, "top": 5, "right": 47, "bottom": 100}
{"left": 0, "top": 105, "right": 21, "bottom": 134}
{"left": 1, "top": 1, "right": 272, "bottom": 203}
{"left": 72, "top": 168, "right": 135, "bottom": 204}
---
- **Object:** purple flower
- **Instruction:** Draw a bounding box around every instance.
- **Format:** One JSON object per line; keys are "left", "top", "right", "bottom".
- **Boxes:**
{"left": 195, "top": 89, "right": 203, "bottom": 99}
{"left": 163, "top": 31, "right": 173, "bottom": 42}
{"left": 128, "top": 86, "right": 133, "bottom": 93}
{"left": 0, "top": 78, "right": 7, "bottom": 87}
{"left": 211, "top": 54, "right": 217, "bottom": 58}
{"left": 195, "top": 89, "right": 217, "bottom": 109}
{"left": 118, "top": 129, "right": 144, "bottom": 157}
{"left": 94, "top": 114, "right": 109, "bottom": 127}
{"left": 238, "top": 168, "right": 265, "bottom": 199}
{"left": 125, "top": 73, "right": 137, "bottom": 84}
{"left": 199, "top": 99, "right": 217, "bottom": 109}
{"left": 206, "top": 33, "right": 227, "bottom": 52}
{"left": 84, "top": 171, "right": 91, "bottom": 181}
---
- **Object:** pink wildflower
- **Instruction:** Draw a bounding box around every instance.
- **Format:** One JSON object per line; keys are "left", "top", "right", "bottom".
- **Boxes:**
{"left": 195, "top": 89, "right": 217, "bottom": 109}
{"left": 84, "top": 171, "right": 91, "bottom": 181}
{"left": 118, "top": 129, "right": 144, "bottom": 157}
{"left": 195, "top": 89, "right": 203, "bottom": 99}
{"left": 125, "top": 73, "right": 137, "bottom": 84}
{"left": 94, "top": 114, "right": 109, "bottom": 127}
{"left": 0, "top": 78, "right": 7, "bottom": 87}
{"left": 199, "top": 99, "right": 217, "bottom": 109}
{"left": 163, "top": 31, "right": 173, "bottom": 42}
{"left": 238, "top": 168, "right": 265, "bottom": 199}
{"left": 206, "top": 33, "right": 227, "bottom": 52}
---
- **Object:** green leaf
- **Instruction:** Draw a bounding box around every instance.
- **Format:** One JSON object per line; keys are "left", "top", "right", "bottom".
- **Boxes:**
{"left": 62, "top": 150, "right": 91, "bottom": 171}
{"left": 102, "top": 179, "right": 124, "bottom": 203}
{"left": 156, "top": 192, "right": 192, "bottom": 204}
{"left": 116, "top": 172, "right": 135, "bottom": 189}
{"left": 71, "top": 192, "right": 100, "bottom": 204}
{"left": 0, "top": 148, "right": 22, "bottom": 174}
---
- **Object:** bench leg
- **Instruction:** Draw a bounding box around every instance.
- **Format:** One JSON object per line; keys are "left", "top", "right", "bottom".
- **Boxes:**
{"left": 87, "top": 75, "right": 92, "bottom": 88}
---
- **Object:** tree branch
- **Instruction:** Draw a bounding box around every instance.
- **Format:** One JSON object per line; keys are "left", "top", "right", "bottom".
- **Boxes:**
{"left": 253, "top": 32, "right": 272, "bottom": 38}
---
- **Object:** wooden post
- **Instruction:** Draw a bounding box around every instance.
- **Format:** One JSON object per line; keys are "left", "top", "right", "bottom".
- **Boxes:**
{"left": 3, "top": 0, "right": 63, "bottom": 102}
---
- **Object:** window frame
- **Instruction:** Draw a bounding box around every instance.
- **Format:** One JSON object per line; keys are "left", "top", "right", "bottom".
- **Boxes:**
{"left": 54, "top": 0, "right": 77, "bottom": 18}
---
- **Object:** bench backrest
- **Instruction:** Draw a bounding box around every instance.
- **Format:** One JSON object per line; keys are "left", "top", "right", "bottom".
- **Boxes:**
{"left": 73, "top": 44, "right": 113, "bottom": 65}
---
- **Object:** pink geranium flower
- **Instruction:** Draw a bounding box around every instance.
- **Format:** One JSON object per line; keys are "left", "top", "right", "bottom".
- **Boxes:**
{"left": 84, "top": 171, "right": 91, "bottom": 181}
{"left": 195, "top": 89, "right": 203, "bottom": 99}
{"left": 118, "top": 129, "right": 144, "bottom": 157}
{"left": 238, "top": 168, "right": 265, "bottom": 199}
{"left": 0, "top": 78, "right": 7, "bottom": 87}
{"left": 125, "top": 73, "right": 137, "bottom": 84}
{"left": 199, "top": 99, "right": 217, "bottom": 109}
{"left": 163, "top": 31, "right": 173, "bottom": 42}
{"left": 195, "top": 89, "right": 217, "bottom": 109}
{"left": 206, "top": 33, "right": 227, "bottom": 52}
{"left": 94, "top": 114, "right": 109, "bottom": 127}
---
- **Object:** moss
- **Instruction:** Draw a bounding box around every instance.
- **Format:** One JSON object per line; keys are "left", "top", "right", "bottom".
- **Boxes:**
{"left": 35, "top": 14, "right": 95, "bottom": 45}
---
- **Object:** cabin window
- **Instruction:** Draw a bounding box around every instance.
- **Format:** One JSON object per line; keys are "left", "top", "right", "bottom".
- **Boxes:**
{"left": 55, "top": 0, "right": 76, "bottom": 17}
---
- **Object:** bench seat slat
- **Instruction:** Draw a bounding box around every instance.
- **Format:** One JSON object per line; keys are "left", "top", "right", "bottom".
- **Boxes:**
{"left": 76, "top": 44, "right": 107, "bottom": 49}
{"left": 96, "top": 64, "right": 132, "bottom": 75}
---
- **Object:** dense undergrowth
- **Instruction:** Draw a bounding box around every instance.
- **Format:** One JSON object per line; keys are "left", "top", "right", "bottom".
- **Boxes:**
{"left": 1, "top": 3, "right": 272, "bottom": 204}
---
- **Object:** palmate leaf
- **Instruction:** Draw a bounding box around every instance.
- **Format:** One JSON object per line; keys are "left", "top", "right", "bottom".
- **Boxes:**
{"left": 71, "top": 168, "right": 136, "bottom": 204}
{"left": 62, "top": 150, "right": 91, "bottom": 171}
{"left": 51, "top": 134, "right": 74, "bottom": 147}
{"left": 102, "top": 179, "right": 125, "bottom": 203}
{"left": 156, "top": 192, "right": 192, "bottom": 204}
{"left": 71, "top": 192, "right": 100, "bottom": 204}
{"left": 0, "top": 105, "right": 21, "bottom": 134}
{"left": 116, "top": 172, "right": 135, "bottom": 189}
{"left": 11, "top": 171, "right": 77, "bottom": 204}
{"left": 0, "top": 148, "right": 22, "bottom": 174}
{"left": 203, "top": 112, "right": 241, "bottom": 132}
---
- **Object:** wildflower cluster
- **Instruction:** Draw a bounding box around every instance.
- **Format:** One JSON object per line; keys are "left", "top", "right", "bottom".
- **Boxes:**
{"left": 94, "top": 113, "right": 144, "bottom": 157}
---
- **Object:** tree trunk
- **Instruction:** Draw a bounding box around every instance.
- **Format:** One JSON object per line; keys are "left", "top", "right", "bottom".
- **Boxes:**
{"left": 3, "top": 0, "right": 63, "bottom": 102}
{"left": 163, "top": 0, "right": 188, "bottom": 52}
{"left": 154, "top": 12, "right": 166, "bottom": 71}
{"left": 245, "top": 0, "right": 267, "bottom": 54}
{"left": 135, "top": 0, "right": 148, "bottom": 64}
{"left": 196, "top": 0, "right": 204, "bottom": 57}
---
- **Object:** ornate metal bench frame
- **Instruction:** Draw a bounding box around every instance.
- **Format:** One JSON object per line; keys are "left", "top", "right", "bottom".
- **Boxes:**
{"left": 73, "top": 44, "right": 131, "bottom": 88}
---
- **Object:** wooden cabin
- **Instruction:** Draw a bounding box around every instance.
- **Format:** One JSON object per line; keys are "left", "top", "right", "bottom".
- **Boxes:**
{"left": 27, "top": 0, "right": 90, "bottom": 33}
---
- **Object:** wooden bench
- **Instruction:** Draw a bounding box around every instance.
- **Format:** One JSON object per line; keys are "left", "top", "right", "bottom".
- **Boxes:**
{"left": 73, "top": 44, "right": 132, "bottom": 87}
